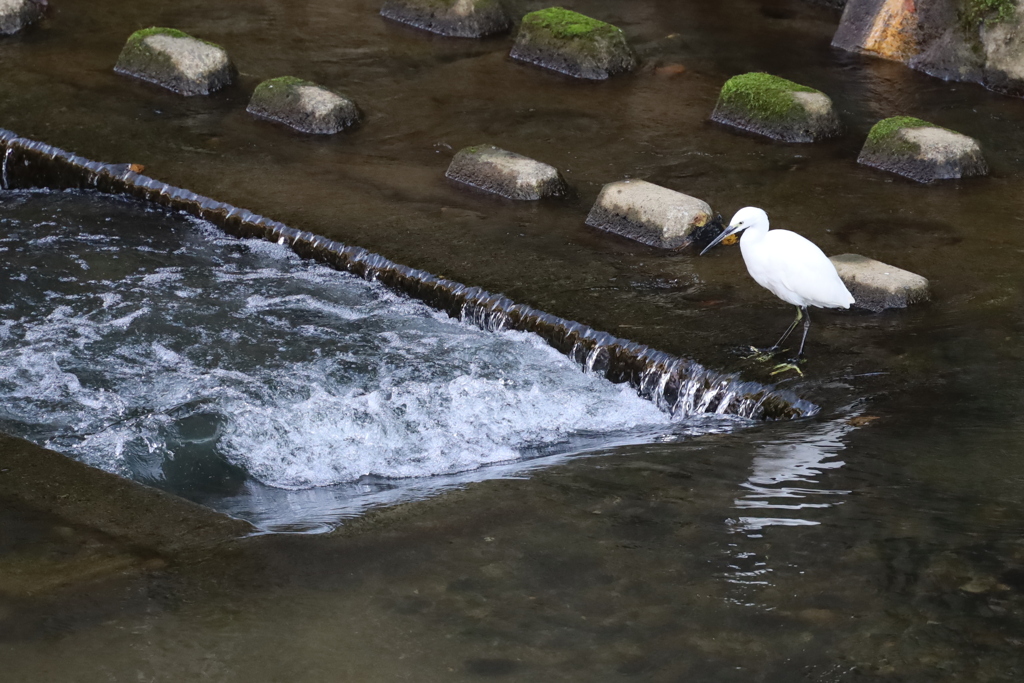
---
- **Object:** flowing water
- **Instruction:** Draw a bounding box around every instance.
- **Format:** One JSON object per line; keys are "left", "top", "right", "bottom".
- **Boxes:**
{"left": 0, "top": 190, "right": 749, "bottom": 532}
{"left": 1, "top": 0, "right": 1024, "bottom": 680}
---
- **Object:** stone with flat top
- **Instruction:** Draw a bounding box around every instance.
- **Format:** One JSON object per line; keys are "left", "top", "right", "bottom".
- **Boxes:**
{"left": 248, "top": 77, "right": 361, "bottom": 134}
{"left": 585, "top": 180, "right": 713, "bottom": 249}
{"left": 114, "top": 27, "right": 236, "bottom": 96}
{"left": 829, "top": 253, "right": 929, "bottom": 312}
{"left": 380, "top": 0, "right": 511, "bottom": 38}
{"left": 446, "top": 145, "right": 568, "bottom": 200}
{"left": 858, "top": 117, "right": 987, "bottom": 182}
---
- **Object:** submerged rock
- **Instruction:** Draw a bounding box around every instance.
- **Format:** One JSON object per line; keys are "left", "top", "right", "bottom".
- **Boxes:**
{"left": 829, "top": 254, "right": 929, "bottom": 312}
{"left": 711, "top": 72, "right": 842, "bottom": 142}
{"left": 510, "top": 7, "right": 637, "bottom": 80}
{"left": 585, "top": 180, "right": 713, "bottom": 249}
{"left": 380, "top": 0, "right": 511, "bottom": 38}
{"left": 446, "top": 145, "right": 568, "bottom": 200}
{"left": 114, "top": 27, "right": 235, "bottom": 96}
{"left": 0, "top": 0, "right": 44, "bottom": 35}
{"left": 247, "top": 77, "right": 361, "bottom": 134}
{"left": 834, "top": 0, "right": 1024, "bottom": 97}
{"left": 857, "top": 116, "right": 987, "bottom": 182}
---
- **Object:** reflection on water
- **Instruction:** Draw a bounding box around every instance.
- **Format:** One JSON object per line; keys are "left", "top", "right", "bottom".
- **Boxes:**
{"left": 731, "top": 415, "right": 853, "bottom": 534}
{"left": 721, "top": 414, "right": 854, "bottom": 592}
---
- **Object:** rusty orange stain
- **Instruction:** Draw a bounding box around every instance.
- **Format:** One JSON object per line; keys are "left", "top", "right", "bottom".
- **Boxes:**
{"left": 863, "top": 0, "right": 920, "bottom": 62}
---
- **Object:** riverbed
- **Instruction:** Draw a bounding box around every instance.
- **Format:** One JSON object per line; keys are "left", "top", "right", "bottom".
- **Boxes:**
{"left": 1, "top": 0, "right": 1022, "bottom": 680}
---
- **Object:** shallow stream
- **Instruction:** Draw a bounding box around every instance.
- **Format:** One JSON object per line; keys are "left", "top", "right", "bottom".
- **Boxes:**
{"left": 1, "top": 0, "right": 1024, "bottom": 680}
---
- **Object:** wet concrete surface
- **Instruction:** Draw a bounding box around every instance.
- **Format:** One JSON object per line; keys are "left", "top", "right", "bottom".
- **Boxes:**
{"left": 2, "top": 0, "right": 1024, "bottom": 680}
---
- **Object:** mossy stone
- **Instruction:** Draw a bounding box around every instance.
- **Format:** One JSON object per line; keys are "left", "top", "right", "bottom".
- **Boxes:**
{"left": 114, "top": 27, "right": 235, "bottom": 96}
{"left": 960, "top": 0, "right": 1017, "bottom": 29}
{"left": 247, "top": 77, "right": 361, "bottom": 135}
{"left": 380, "top": 0, "right": 511, "bottom": 38}
{"left": 510, "top": 7, "right": 637, "bottom": 80}
{"left": 857, "top": 116, "right": 988, "bottom": 182}
{"left": 711, "top": 72, "right": 842, "bottom": 143}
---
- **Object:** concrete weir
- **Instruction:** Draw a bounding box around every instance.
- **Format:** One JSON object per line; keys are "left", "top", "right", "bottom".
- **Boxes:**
{"left": 0, "top": 129, "right": 816, "bottom": 421}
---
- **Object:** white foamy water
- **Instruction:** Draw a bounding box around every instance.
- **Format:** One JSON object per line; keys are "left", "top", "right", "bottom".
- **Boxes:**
{"left": 0, "top": 191, "right": 744, "bottom": 531}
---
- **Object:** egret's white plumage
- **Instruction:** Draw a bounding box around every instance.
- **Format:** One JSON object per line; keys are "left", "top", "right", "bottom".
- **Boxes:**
{"left": 700, "top": 207, "right": 854, "bottom": 357}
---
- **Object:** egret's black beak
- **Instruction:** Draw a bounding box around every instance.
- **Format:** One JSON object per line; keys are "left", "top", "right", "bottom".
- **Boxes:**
{"left": 699, "top": 226, "right": 738, "bottom": 256}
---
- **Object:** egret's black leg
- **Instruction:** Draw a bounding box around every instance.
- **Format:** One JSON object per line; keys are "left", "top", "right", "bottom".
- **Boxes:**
{"left": 771, "top": 306, "right": 803, "bottom": 350}
{"left": 796, "top": 307, "right": 811, "bottom": 357}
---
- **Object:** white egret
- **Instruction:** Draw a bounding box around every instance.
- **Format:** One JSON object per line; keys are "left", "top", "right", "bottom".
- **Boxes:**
{"left": 700, "top": 207, "right": 854, "bottom": 358}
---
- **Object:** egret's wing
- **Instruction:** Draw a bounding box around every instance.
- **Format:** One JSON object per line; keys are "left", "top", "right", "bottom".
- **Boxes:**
{"left": 765, "top": 230, "right": 854, "bottom": 308}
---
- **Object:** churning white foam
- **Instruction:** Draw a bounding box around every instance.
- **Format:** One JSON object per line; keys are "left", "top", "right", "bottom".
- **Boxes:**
{"left": 0, "top": 193, "right": 690, "bottom": 500}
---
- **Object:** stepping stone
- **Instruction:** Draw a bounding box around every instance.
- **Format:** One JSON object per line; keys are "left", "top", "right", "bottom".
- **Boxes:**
{"left": 829, "top": 254, "right": 929, "bottom": 312}
{"left": 510, "top": 7, "right": 637, "bottom": 80}
{"left": 0, "top": 0, "right": 44, "bottom": 35}
{"left": 446, "top": 145, "right": 568, "bottom": 200}
{"left": 380, "top": 0, "right": 511, "bottom": 38}
{"left": 857, "top": 116, "right": 988, "bottom": 183}
{"left": 114, "top": 27, "right": 235, "bottom": 96}
{"left": 247, "top": 77, "right": 361, "bottom": 134}
{"left": 711, "top": 72, "right": 842, "bottom": 143}
{"left": 585, "top": 180, "right": 713, "bottom": 249}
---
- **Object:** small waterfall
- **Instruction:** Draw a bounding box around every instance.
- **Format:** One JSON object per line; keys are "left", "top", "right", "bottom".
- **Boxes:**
{"left": 0, "top": 128, "right": 818, "bottom": 422}
{"left": 1, "top": 146, "right": 12, "bottom": 190}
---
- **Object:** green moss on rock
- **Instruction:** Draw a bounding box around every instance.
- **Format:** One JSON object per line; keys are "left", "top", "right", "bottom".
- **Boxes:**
{"left": 960, "top": 0, "right": 1017, "bottom": 29}
{"left": 865, "top": 116, "right": 935, "bottom": 146}
{"left": 247, "top": 77, "right": 361, "bottom": 135}
{"left": 711, "top": 73, "right": 841, "bottom": 142}
{"left": 254, "top": 76, "right": 315, "bottom": 91}
{"left": 510, "top": 7, "right": 636, "bottom": 80}
{"left": 858, "top": 116, "right": 987, "bottom": 182}
{"left": 124, "top": 27, "right": 225, "bottom": 50}
{"left": 522, "top": 7, "right": 620, "bottom": 40}
{"left": 717, "top": 73, "right": 817, "bottom": 124}
{"left": 115, "top": 27, "right": 235, "bottom": 96}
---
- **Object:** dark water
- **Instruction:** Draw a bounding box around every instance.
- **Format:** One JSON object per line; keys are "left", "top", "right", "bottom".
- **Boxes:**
{"left": 1, "top": 0, "right": 1023, "bottom": 680}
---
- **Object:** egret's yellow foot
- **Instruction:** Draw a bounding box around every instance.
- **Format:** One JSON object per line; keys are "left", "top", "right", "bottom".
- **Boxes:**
{"left": 769, "top": 361, "right": 804, "bottom": 377}
{"left": 743, "top": 346, "right": 781, "bottom": 363}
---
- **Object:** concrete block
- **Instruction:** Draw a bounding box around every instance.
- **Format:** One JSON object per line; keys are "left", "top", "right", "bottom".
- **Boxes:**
{"left": 446, "top": 145, "right": 568, "bottom": 200}
{"left": 510, "top": 7, "right": 637, "bottom": 80}
{"left": 247, "top": 77, "right": 360, "bottom": 134}
{"left": 829, "top": 253, "right": 929, "bottom": 311}
{"left": 114, "top": 27, "right": 235, "bottom": 96}
{"left": 380, "top": 0, "right": 511, "bottom": 38}
{"left": 858, "top": 116, "right": 987, "bottom": 182}
{"left": 711, "top": 72, "right": 842, "bottom": 143}
{"left": 585, "top": 180, "right": 713, "bottom": 249}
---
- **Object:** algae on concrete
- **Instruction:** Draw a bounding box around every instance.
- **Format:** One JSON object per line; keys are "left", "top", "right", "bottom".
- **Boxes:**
{"left": 247, "top": 76, "right": 361, "bottom": 134}
{"left": 510, "top": 7, "right": 637, "bottom": 80}
{"left": 858, "top": 116, "right": 987, "bottom": 182}
{"left": 711, "top": 73, "right": 842, "bottom": 142}
{"left": 863, "top": 116, "right": 936, "bottom": 156}
{"left": 114, "top": 27, "right": 236, "bottom": 96}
